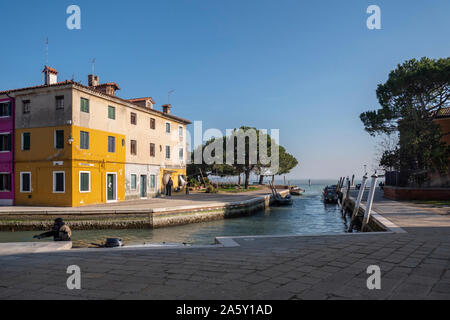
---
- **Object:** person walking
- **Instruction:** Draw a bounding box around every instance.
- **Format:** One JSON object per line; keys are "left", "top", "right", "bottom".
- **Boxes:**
{"left": 166, "top": 177, "right": 173, "bottom": 196}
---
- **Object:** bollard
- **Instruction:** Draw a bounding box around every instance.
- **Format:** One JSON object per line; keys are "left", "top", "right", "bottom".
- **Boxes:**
{"left": 361, "top": 173, "right": 378, "bottom": 232}
{"left": 348, "top": 174, "right": 368, "bottom": 232}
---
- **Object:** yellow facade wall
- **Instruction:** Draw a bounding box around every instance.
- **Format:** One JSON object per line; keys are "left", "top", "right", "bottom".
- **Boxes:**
{"left": 15, "top": 126, "right": 73, "bottom": 206}
{"left": 70, "top": 126, "right": 126, "bottom": 206}
{"left": 15, "top": 126, "right": 126, "bottom": 207}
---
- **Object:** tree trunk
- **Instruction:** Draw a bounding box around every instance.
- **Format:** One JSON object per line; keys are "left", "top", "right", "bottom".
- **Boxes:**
{"left": 244, "top": 169, "right": 250, "bottom": 189}
{"left": 259, "top": 175, "right": 264, "bottom": 185}
{"left": 238, "top": 174, "right": 241, "bottom": 187}
{"left": 272, "top": 175, "right": 275, "bottom": 184}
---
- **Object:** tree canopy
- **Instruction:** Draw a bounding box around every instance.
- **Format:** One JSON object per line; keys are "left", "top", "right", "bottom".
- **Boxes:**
{"left": 360, "top": 57, "right": 450, "bottom": 186}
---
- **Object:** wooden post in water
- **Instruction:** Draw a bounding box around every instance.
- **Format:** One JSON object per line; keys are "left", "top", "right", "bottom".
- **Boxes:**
{"left": 361, "top": 173, "right": 378, "bottom": 232}
{"left": 348, "top": 174, "right": 368, "bottom": 232}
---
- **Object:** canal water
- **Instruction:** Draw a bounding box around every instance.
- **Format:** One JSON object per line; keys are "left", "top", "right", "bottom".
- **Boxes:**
{"left": 0, "top": 181, "right": 351, "bottom": 248}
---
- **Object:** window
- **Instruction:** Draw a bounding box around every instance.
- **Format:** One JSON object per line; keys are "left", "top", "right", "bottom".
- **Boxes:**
{"left": 165, "top": 146, "right": 170, "bottom": 159}
{"left": 130, "top": 140, "right": 137, "bottom": 155}
{"left": 22, "top": 132, "right": 30, "bottom": 151}
{"left": 80, "top": 131, "right": 89, "bottom": 149}
{"left": 79, "top": 172, "right": 91, "bottom": 192}
{"left": 108, "top": 106, "right": 116, "bottom": 120}
{"left": 179, "top": 147, "right": 184, "bottom": 160}
{"left": 55, "top": 130, "right": 64, "bottom": 149}
{"left": 0, "top": 173, "right": 11, "bottom": 192}
{"left": 150, "top": 143, "right": 155, "bottom": 157}
{"left": 150, "top": 118, "right": 156, "bottom": 129}
{"left": 0, "top": 134, "right": 11, "bottom": 152}
{"left": 130, "top": 174, "right": 137, "bottom": 190}
{"left": 53, "top": 171, "right": 65, "bottom": 193}
{"left": 22, "top": 100, "right": 30, "bottom": 114}
{"left": 165, "top": 122, "right": 171, "bottom": 133}
{"left": 150, "top": 174, "right": 156, "bottom": 189}
{"left": 0, "top": 101, "right": 11, "bottom": 117}
{"left": 20, "top": 172, "right": 31, "bottom": 193}
{"left": 108, "top": 136, "right": 115, "bottom": 153}
{"left": 179, "top": 126, "right": 183, "bottom": 137}
{"left": 80, "top": 98, "right": 89, "bottom": 113}
{"left": 56, "top": 96, "right": 64, "bottom": 110}
{"left": 130, "top": 112, "right": 137, "bottom": 125}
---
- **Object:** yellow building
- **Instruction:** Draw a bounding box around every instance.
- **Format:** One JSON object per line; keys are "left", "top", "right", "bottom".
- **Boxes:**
{"left": 1, "top": 66, "right": 190, "bottom": 207}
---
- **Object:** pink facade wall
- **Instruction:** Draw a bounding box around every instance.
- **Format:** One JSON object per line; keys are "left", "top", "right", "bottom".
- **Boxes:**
{"left": 0, "top": 97, "right": 14, "bottom": 205}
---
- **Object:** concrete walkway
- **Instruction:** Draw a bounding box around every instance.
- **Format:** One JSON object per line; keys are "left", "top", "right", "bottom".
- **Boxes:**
{"left": 0, "top": 189, "right": 279, "bottom": 215}
{"left": 0, "top": 191, "right": 449, "bottom": 300}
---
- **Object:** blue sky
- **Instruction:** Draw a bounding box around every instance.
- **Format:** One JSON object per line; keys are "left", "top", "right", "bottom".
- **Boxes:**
{"left": 0, "top": 0, "right": 449, "bottom": 179}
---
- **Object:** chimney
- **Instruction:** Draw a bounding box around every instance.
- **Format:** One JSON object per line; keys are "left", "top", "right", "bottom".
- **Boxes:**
{"left": 128, "top": 98, "right": 154, "bottom": 109}
{"left": 162, "top": 104, "right": 171, "bottom": 114}
{"left": 88, "top": 74, "right": 100, "bottom": 87}
{"left": 42, "top": 66, "right": 58, "bottom": 85}
{"left": 93, "top": 83, "right": 121, "bottom": 96}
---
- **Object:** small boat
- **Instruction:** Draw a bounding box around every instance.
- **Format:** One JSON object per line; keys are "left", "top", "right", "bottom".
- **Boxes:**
{"left": 274, "top": 194, "right": 294, "bottom": 206}
{"left": 323, "top": 185, "right": 338, "bottom": 204}
{"left": 269, "top": 182, "right": 294, "bottom": 206}
{"left": 289, "top": 186, "right": 305, "bottom": 196}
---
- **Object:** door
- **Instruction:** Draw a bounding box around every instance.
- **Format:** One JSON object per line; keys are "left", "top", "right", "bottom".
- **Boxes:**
{"left": 107, "top": 173, "right": 116, "bottom": 202}
{"left": 140, "top": 175, "right": 147, "bottom": 198}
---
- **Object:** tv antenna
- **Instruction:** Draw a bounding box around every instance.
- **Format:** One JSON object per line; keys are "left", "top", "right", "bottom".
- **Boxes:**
{"left": 45, "top": 37, "right": 49, "bottom": 66}
{"left": 92, "top": 58, "right": 96, "bottom": 76}
{"left": 168, "top": 90, "right": 175, "bottom": 104}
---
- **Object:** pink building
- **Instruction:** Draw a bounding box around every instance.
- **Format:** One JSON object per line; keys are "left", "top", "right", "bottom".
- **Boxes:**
{"left": 0, "top": 97, "right": 14, "bottom": 205}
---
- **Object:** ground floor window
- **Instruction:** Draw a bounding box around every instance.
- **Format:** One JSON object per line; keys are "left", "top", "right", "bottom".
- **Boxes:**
{"left": 150, "top": 174, "right": 156, "bottom": 189}
{"left": 20, "top": 172, "right": 31, "bottom": 192}
{"left": 53, "top": 171, "right": 65, "bottom": 193}
{"left": 130, "top": 174, "right": 137, "bottom": 190}
{"left": 0, "top": 173, "right": 11, "bottom": 192}
{"left": 79, "top": 171, "right": 91, "bottom": 192}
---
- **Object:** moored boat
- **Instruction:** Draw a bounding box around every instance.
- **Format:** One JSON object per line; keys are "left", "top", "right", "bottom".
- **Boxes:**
{"left": 289, "top": 186, "right": 305, "bottom": 196}
{"left": 323, "top": 185, "right": 338, "bottom": 204}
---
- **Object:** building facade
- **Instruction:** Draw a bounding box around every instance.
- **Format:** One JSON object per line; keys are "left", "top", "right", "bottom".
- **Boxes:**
{"left": 0, "top": 97, "right": 14, "bottom": 205}
{"left": 0, "top": 66, "right": 190, "bottom": 207}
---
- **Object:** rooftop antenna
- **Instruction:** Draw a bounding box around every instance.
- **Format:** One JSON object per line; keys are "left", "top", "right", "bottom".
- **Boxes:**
{"left": 168, "top": 89, "right": 175, "bottom": 104}
{"left": 45, "top": 37, "right": 49, "bottom": 66}
{"left": 92, "top": 58, "right": 96, "bottom": 76}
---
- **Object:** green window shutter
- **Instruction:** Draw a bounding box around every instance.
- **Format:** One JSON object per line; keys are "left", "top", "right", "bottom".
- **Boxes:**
{"left": 150, "top": 175, "right": 155, "bottom": 189}
{"left": 55, "top": 173, "right": 64, "bottom": 192}
{"left": 108, "top": 136, "right": 115, "bottom": 153}
{"left": 55, "top": 130, "right": 64, "bottom": 149}
{"left": 23, "top": 133, "right": 30, "bottom": 150}
{"left": 80, "top": 131, "right": 89, "bottom": 149}
{"left": 81, "top": 98, "right": 89, "bottom": 113}
{"left": 108, "top": 106, "right": 115, "bottom": 119}
{"left": 131, "top": 174, "right": 137, "bottom": 190}
{"left": 80, "top": 173, "right": 90, "bottom": 191}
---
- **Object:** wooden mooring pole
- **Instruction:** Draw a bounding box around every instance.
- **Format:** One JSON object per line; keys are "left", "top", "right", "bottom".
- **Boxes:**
{"left": 361, "top": 173, "right": 378, "bottom": 232}
{"left": 348, "top": 174, "right": 368, "bottom": 232}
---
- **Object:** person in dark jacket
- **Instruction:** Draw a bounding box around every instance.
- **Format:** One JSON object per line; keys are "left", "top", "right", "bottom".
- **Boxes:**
{"left": 166, "top": 177, "right": 173, "bottom": 196}
{"left": 33, "top": 218, "right": 72, "bottom": 241}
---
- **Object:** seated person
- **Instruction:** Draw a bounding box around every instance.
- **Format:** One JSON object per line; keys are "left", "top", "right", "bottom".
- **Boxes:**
{"left": 34, "top": 218, "right": 72, "bottom": 241}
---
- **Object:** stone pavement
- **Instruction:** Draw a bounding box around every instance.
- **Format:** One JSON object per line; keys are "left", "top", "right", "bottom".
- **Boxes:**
{"left": 0, "top": 188, "right": 278, "bottom": 215}
{"left": 0, "top": 191, "right": 449, "bottom": 300}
